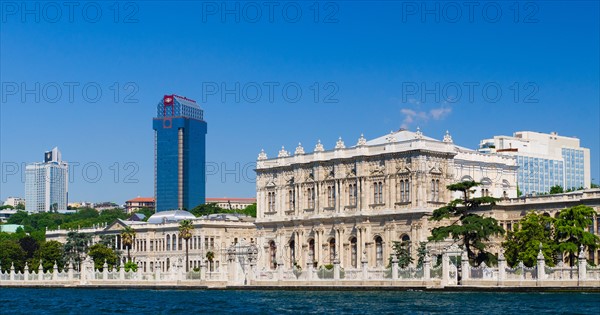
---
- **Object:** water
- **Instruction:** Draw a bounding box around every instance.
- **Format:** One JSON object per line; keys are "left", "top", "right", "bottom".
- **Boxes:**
{"left": 1, "top": 288, "right": 599, "bottom": 314}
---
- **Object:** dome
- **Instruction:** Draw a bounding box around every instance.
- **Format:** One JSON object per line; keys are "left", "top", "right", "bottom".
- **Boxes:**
{"left": 147, "top": 210, "right": 196, "bottom": 224}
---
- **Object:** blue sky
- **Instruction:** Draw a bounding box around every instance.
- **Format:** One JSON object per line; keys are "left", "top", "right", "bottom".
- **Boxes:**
{"left": 1, "top": 1, "right": 599, "bottom": 204}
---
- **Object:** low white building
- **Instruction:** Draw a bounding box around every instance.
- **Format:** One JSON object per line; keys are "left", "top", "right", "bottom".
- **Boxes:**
{"left": 3, "top": 197, "right": 25, "bottom": 208}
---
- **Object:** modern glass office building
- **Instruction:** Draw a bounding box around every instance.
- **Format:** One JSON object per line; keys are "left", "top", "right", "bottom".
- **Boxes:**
{"left": 153, "top": 95, "right": 207, "bottom": 212}
{"left": 479, "top": 131, "right": 591, "bottom": 195}
{"left": 25, "top": 147, "right": 69, "bottom": 213}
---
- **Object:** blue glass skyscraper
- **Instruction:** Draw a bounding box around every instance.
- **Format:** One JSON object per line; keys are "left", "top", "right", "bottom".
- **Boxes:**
{"left": 153, "top": 95, "right": 207, "bottom": 212}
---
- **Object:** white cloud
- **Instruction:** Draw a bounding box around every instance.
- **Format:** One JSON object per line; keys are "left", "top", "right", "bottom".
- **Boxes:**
{"left": 400, "top": 106, "right": 452, "bottom": 129}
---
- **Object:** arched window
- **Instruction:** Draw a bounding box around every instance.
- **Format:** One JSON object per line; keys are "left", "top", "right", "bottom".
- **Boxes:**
{"left": 269, "top": 241, "right": 277, "bottom": 270}
{"left": 166, "top": 258, "right": 170, "bottom": 271}
{"left": 401, "top": 234, "right": 411, "bottom": 261}
{"left": 350, "top": 237, "right": 357, "bottom": 268}
{"left": 399, "top": 180, "right": 405, "bottom": 202}
{"left": 166, "top": 235, "right": 171, "bottom": 251}
{"left": 289, "top": 240, "right": 296, "bottom": 266}
{"left": 375, "top": 236, "right": 383, "bottom": 267}
{"left": 172, "top": 234, "right": 177, "bottom": 251}
{"left": 308, "top": 239, "right": 315, "bottom": 263}
{"left": 329, "top": 238, "right": 336, "bottom": 263}
{"left": 288, "top": 189, "right": 295, "bottom": 210}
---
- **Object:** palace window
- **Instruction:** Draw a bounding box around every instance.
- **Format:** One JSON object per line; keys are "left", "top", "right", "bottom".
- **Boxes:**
{"left": 327, "top": 185, "right": 335, "bottom": 208}
{"left": 373, "top": 181, "right": 383, "bottom": 204}
{"left": 398, "top": 179, "right": 411, "bottom": 203}
{"left": 308, "top": 239, "right": 315, "bottom": 262}
{"left": 267, "top": 191, "right": 276, "bottom": 212}
{"left": 288, "top": 189, "right": 295, "bottom": 211}
{"left": 350, "top": 237, "right": 358, "bottom": 268}
{"left": 329, "top": 238, "right": 336, "bottom": 263}
{"left": 375, "top": 236, "right": 383, "bottom": 267}
{"left": 307, "top": 187, "right": 315, "bottom": 209}
{"left": 269, "top": 241, "right": 277, "bottom": 270}
{"left": 431, "top": 179, "right": 440, "bottom": 202}
{"left": 349, "top": 183, "right": 357, "bottom": 206}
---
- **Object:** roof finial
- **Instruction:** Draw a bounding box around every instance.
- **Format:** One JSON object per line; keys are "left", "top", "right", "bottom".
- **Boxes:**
{"left": 257, "top": 149, "right": 267, "bottom": 160}
{"left": 335, "top": 137, "right": 346, "bottom": 149}
{"left": 415, "top": 127, "right": 423, "bottom": 140}
{"left": 314, "top": 140, "right": 325, "bottom": 152}
{"left": 278, "top": 146, "right": 289, "bottom": 158}
{"left": 443, "top": 130, "right": 453, "bottom": 143}
{"left": 294, "top": 142, "right": 305, "bottom": 155}
{"left": 356, "top": 133, "right": 367, "bottom": 146}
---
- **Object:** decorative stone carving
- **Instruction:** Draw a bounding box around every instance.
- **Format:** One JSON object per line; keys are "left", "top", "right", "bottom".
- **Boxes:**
{"left": 314, "top": 140, "right": 325, "bottom": 152}
{"left": 294, "top": 143, "right": 305, "bottom": 155}
{"left": 386, "top": 131, "right": 396, "bottom": 143}
{"left": 357, "top": 133, "right": 367, "bottom": 146}
{"left": 258, "top": 149, "right": 268, "bottom": 160}
{"left": 335, "top": 137, "right": 346, "bottom": 149}
{"left": 415, "top": 127, "right": 424, "bottom": 140}
{"left": 443, "top": 130, "right": 453, "bottom": 143}
{"left": 278, "top": 146, "right": 289, "bottom": 158}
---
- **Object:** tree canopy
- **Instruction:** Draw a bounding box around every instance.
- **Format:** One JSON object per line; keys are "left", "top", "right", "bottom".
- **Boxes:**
{"left": 429, "top": 181, "right": 504, "bottom": 265}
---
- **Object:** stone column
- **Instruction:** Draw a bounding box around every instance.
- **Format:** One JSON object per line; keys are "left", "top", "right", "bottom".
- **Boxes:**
{"left": 361, "top": 251, "right": 368, "bottom": 280}
{"left": 333, "top": 257, "right": 340, "bottom": 280}
{"left": 391, "top": 255, "right": 399, "bottom": 280}
{"left": 24, "top": 263, "right": 29, "bottom": 281}
{"left": 277, "top": 260, "right": 284, "bottom": 280}
{"left": 498, "top": 251, "right": 506, "bottom": 285}
{"left": 536, "top": 244, "right": 545, "bottom": 283}
{"left": 578, "top": 245, "right": 587, "bottom": 282}
{"left": 423, "top": 254, "right": 431, "bottom": 281}
{"left": 38, "top": 261, "right": 43, "bottom": 281}
{"left": 102, "top": 261, "right": 108, "bottom": 280}
{"left": 200, "top": 261, "right": 207, "bottom": 281}
{"left": 52, "top": 262, "right": 58, "bottom": 281}
{"left": 441, "top": 253, "right": 449, "bottom": 286}
{"left": 119, "top": 263, "right": 125, "bottom": 280}
{"left": 9, "top": 263, "right": 14, "bottom": 281}
{"left": 461, "top": 250, "right": 470, "bottom": 281}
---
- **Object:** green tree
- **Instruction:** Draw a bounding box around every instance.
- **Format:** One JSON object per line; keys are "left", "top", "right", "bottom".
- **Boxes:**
{"left": 121, "top": 226, "right": 136, "bottom": 262}
{"left": 416, "top": 242, "right": 428, "bottom": 268}
{"left": 389, "top": 241, "right": 413, "bottom": 268}
{"left": 190, "top": 203, "right": 225, "bottom": 217}
{"left": 124, "top": 261, "right": 138, "bottom": 272}
{"left": 242, "top": 203, "right": 257, "bottom": 217}
{"left": 0, "top": 239, "right": 26, "bottom": 272}
{"left": 502, "top": 212, "right": 557, "bottom": 267}
{"left": 15, "top": 203, "right": 25, "bottom": 210}
{"left": 63, "top": 232, "right": 91, "bottom": 271}
{"left": 179, "top": 219, "right": 194, "bottom": 272}
{"left": 554, "top": 205, "right": 599, "bottom": 266}
{"left": 549, "top": 185, "right": 564, "bottom": 195}
{"left": 429, "top": 181, "right": 505, "bottom": 265}
{"left": 19, "top": 235, "right": 40, "bottom": 261}
{"left": 35, "top": 240, "right": 65, "bottom": 272}
{"left": 88, "top": 243, "right": 119, "bottom": 271}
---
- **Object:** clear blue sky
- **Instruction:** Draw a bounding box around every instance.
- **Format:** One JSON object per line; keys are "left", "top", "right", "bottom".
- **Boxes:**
{"left": 1, "top": 1, "right": 599, "bottom": 204}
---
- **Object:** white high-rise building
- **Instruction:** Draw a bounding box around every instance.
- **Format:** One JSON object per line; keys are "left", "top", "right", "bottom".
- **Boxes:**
{"left": 479, "top": 131, "right": 591, "bottom": 195}
{"left": 25, "top": 147, "right": 69, "bottom": 213}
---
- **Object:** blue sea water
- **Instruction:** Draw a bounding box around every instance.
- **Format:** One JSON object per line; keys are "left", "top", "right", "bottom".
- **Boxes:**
{"left": 1, "top": 288, "right": 599, "bottom": 314}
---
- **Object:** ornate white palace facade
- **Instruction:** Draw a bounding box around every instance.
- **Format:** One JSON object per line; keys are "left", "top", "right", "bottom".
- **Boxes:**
{"left": 254, "top": 129, "right": 519, "bottom": 270}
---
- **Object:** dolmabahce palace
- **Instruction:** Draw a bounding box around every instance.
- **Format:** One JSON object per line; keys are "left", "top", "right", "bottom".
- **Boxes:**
{"left": 46, "top": 129, "right": 600, "bottom": 273}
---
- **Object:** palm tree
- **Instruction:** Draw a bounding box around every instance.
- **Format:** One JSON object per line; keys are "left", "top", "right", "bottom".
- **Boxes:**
{"left": 206, "top": 251, "right": 215, "bottom": 271}
{"left": 120, "top": 226, "right": 136, "bottom": 263}
{"left": 179, "top": 219, "right": 194, "bottom": 272}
